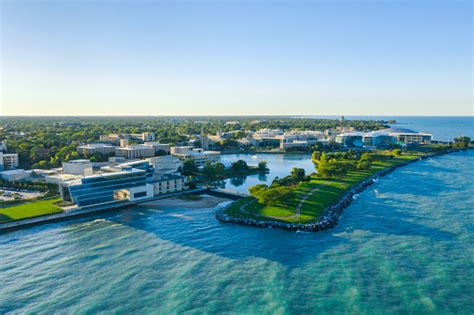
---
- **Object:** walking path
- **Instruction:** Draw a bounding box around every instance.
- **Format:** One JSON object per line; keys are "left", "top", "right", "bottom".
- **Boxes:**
{"left": 295, "top": 184, "right": 325, "bottom": 215}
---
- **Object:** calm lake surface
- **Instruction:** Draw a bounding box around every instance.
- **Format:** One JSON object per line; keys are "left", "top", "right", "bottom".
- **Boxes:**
{"left": 1, "top": 150, "right": 473, "bottom": 313}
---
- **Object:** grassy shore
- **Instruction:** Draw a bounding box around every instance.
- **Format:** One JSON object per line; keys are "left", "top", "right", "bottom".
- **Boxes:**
{"left": 224, "top": 151, "right": 429, "bottom": 224}
{"left": 0, "top": 197, "right": 63, "bottom": 223}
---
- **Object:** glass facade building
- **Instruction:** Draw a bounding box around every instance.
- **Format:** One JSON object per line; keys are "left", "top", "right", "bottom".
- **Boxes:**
{"left": 66, "top": 169, "right": 147, "bottom": 207}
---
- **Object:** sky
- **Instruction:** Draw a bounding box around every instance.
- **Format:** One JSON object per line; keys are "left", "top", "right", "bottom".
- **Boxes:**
{"left": 0, "top": 0, "right": 472, "bottom": 116}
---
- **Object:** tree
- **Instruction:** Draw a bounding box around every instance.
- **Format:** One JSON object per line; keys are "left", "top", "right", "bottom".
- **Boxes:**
{"left": 391, "top": 149, "right": 402, "bottom": 157}
{"left": 258, "top": 161, "right": 269, "bottom": 173}
{"left": 231, "top": 160, "right": 249, "bottom": 172}
{"left": 454, "top": 136, "right": 470, "bottom": 148}
{"left": 182, "top": 159, "right": 198, "bottom": 176}
{"left": 290, "top": 168, "right": 306, "bottom": 182}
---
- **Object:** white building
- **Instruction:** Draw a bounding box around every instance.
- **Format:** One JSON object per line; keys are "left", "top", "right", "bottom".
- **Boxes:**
{"left": 77, "top": 143, "right": 117, "bottom": 156}
{"left": 147, "top": 155, "right": 183, "bottom": 174}
{"left": 171, "top": 146, "right": 220, "bottom": 167}
{"left": 280, "top": 130, "right": 323, "bottom": 150}
{"left": 62, "top": 159, "right": 93, "bottom": 176}
{"left": 115, "top": 145, "right": 155, "bottom": 159}
{"left": 0, "top": 153, "right": 19, "bottom": 171}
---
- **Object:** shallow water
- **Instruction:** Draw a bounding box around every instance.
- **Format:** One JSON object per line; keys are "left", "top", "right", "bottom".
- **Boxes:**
{"left": 1, "top": 151, "right": 473, "bottom": 313}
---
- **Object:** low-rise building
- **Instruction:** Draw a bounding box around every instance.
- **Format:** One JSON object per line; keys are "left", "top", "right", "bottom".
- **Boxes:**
{"left": 280, "top": 130, "right": 323, "bottom": 150}
{"left": 77, "top": 143, "right": 117, "bottom": 156}
{"left": 335, "top": 133, "right": 364, "bottom": 147}
{"left": 115, "top": 145, "right": 155, "bottom": 159}
{"left": 144, "top": 142, "right": 171, "bottom": 154}
{"left": 58, "top": 167, "right": 153, "bottom": 207}
{"left": 171, "top": 146, "right": 220, "bottom": 167}
{"left": 377, "top": 128, "right": 432, "bottom": 144}
{"left": 0, "top": 169, "right": 32, "bottom": 182}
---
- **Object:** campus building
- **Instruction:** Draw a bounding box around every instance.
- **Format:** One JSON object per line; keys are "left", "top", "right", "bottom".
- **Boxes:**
{"left": 280, "top": 131, "right": 323, "bottom": 150}
{"left": 62, "top": 159, "right": 93, "bottom": 176}
{"left": 378, "top": 128, "right": 432, "bottom": 144}
{"left": 144, "top": 142, "right": 171, "bottom": 155}
{"left": 115, "top": 145, "right": 155, "bottom": 159}
{"left": 58, "top": 167, "right": 153, "bottom": 207}
{"left": 171, "top": 146, "right": 220, "bottom": 167}
{"left": 77, "top": 143, "right": 117, "bottom": 156}
{"left": 151, "top": 174, "right": 187, "bottom": 196}
{"left": 0, "top": 153, "right": 19, "bottom": 171}
{"left": 335, "top": 133, "right": 364, "bottom": 147}
{"left": 147, "top": 155, "right": 183, "bottom": 174}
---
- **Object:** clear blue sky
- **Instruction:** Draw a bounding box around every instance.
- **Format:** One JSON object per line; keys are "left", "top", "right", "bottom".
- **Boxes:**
{"left": 1, "top": 0, "right": 472, "bottom": 116}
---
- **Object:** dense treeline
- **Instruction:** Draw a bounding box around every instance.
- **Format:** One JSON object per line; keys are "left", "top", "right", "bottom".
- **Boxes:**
{"left": 0, "top": 116, "right": 388, "bottom": 169}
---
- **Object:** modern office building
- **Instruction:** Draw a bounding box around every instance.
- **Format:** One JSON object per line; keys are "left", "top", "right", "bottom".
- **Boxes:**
{"left": 115, "top": 145, "right": 155, "bottom": 159}
{"left": 0, "top": 153, "right": 19, "bottom": 171}
{"left": 58, "top": 167, "right": 153, "bottom": 207}
{"left": 77, "top": 143, "right": 117, "bottom": 156}
{"left": 62, "top": 159, "right": 93, "bottom": 176}
{"left": 171, "top": 146, "right": 220, "bottom": 167}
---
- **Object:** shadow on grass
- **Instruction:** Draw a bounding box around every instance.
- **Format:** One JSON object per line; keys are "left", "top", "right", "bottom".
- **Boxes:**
{"left": 0, "top": 214, "right": 12, "bottom": 223}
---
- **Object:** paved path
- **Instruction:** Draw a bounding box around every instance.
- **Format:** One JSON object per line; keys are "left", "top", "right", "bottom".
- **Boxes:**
{"left": 295, "top": 184, "right": 325, "bottom": 216}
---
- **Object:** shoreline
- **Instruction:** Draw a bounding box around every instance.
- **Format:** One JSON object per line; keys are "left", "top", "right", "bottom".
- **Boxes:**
{"left": 216, "top": 148, "right": 470, "bottom": 232}
{"left": 140, "top": 195, "right": 230, "bottom": 209}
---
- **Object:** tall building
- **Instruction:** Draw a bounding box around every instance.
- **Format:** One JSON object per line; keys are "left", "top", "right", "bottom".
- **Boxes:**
{"left": 0, "top": 152, "right": 19, "bottom": 171}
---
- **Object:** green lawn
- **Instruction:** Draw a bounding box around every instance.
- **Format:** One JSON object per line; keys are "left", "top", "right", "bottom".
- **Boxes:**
{"left": 224, "top": 152, "right": 427, "bottom": 224}
{"left": 0, "top": 197, "right": 63, "bottom": 223}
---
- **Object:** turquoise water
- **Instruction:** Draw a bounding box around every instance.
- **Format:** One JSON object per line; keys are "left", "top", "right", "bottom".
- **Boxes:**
{"left": 1, "top": 151, "right": 473, "bottom": 313}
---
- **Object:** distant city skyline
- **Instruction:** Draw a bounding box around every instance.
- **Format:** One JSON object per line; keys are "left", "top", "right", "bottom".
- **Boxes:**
{"left": 1, "top": 0, "right": 472, "bottom": 116}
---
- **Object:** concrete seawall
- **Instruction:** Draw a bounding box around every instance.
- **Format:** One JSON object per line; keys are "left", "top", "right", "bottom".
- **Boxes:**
{"left": 216, "top": 149, "right": 469, "bottom": 232}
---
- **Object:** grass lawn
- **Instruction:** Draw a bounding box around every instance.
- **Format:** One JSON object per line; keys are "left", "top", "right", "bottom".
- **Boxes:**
{"left": 0, "top": 197, "right": 63, "bottom": 223}
{"left": 224, "top": 151, "right": 427, "bottom": 224}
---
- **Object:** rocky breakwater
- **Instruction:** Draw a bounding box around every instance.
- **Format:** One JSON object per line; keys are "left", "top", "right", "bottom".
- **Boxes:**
{"left": 216, "top": 149, "right": 464, "bottom": 232}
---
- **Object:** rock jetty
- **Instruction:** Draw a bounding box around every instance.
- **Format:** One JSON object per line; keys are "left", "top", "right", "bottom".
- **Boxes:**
{"left": 216, "top": 149, "right": 463, "bottom": 232}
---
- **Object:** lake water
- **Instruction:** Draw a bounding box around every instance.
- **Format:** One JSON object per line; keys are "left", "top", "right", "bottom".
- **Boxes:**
{"left": 305, "top": 115, "right": 474, "bottom": 141}
{"left": 220, "top": 153, "right": 314, "bottom": 193}
{"left": 1, "top": 150, "right": 473, "bottom": 313}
